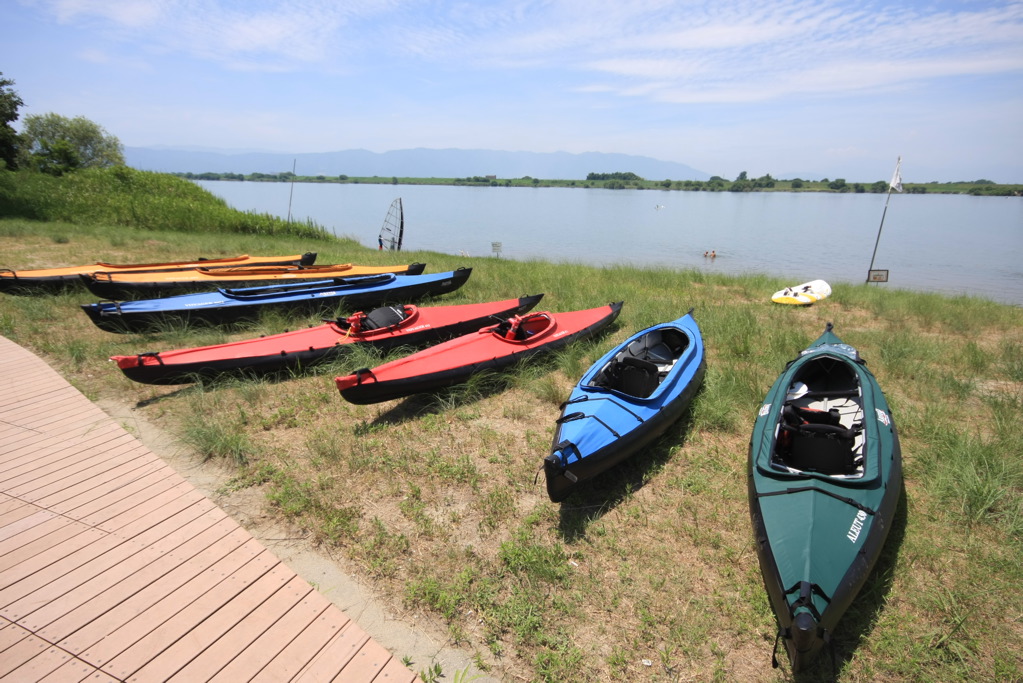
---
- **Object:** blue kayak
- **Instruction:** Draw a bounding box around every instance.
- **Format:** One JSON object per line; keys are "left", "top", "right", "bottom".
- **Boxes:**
{"left": 81, "top": 268, "right": 472, "bottom": 333}
{"left": 544, "top": 309, "right": 706, "bottom": 501}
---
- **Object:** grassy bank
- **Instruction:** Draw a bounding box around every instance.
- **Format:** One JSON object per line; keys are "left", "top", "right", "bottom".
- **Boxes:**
{"left": 1, "top": 211, "right": 1021, "bottom": 682}
{"left": 0, "top": 166, "right": 334, "bottom": 239}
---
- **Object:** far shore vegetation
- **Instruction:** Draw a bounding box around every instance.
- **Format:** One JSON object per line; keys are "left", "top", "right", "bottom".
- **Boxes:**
{"left": 178, "top": 169, "right": 1023, "bottom": 197}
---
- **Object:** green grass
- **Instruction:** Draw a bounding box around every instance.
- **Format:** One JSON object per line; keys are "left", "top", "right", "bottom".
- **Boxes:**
{"left": 1, "top": 167, "right": 1021, "bottom": 681}
{"left": 1, "top": 167, "right": 334, "bottom": 239}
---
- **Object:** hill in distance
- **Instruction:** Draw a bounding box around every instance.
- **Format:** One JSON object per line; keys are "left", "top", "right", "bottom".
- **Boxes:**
{"left": 125, "top": 146, "right": 712, "bottom": 181}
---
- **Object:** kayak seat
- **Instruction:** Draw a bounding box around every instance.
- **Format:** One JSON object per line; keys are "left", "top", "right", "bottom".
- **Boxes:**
{"left": 495, "top": 318, "right": 529, "bottom": 340}
{"left": 783, "top": 403, "right": 842, "bottom": 427}
{"left": 616, "top": 356, "right": 660, "bottom": 398}
{"left": 788, "top": 431, "right": 857, "bottom": 475}
{"left": 362, "top": 305, "right": 408, "bottom": 330}
{"left": 778, "top": 402, "right": 860, "bottom": 474}
{"left": 645, "top": 342, "right": 675, "bottom": 365}
{"left": 780, "top": 424, "right": 858, "bottom": 475}
{"left": 627, "top": 328, "right": 688, "bottom": 370}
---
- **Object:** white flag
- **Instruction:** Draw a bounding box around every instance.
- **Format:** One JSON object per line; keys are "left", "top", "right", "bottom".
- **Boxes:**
{"left": 889, "top": 157, "right": 903, "bottom": 193}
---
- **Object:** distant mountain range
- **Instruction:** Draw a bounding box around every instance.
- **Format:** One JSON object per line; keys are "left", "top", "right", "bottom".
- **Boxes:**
{"left": 124, "top": 146, "right": 711, "bottom": 181}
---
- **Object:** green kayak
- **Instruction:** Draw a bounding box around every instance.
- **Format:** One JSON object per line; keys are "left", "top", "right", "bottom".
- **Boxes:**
{"left": 748, "top": 323, "right": 902, "bottom": 671}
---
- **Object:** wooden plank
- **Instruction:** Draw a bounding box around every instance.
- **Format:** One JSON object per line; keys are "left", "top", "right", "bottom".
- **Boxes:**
{"left": 0, "top": 509, "right": 55, "bottom": 542}
{"left": 58, "top": 523, "right": 250, "bottom": 655}
{"left": 0, "top": 376, "right": 67, "bottom": 402}
{"left": 76, "top": 539, "right": 269, "bottom": 667}
{"left": 0, "top": 430, "right": 136, "bottom": 483}
{"left": 0, "top": 497, "right": 35, "bottom": 525}
{"left": 37, "top": 509, "right": 232, "bottom": 644}
{"left": 372, "top": 655, "right": 421, "bottom": 683}
{"left": 0, "top": 494, "right": 28, "bottom": 516}
{"left": 102, "top": 553, "right": 284, "bottom": 680}
{"left": 24, "top": 447, "right": 169, "bottom": 511}
{"left": 4, "top": 441, "right": 148, "bottom": 501}
{"left": 41, "top": 463, "right": 176, "bottom": 517}
{"left": 336, "top": 639, "right": 395, "bottom": 682}
{"left": 0, "top": 619, "right": 31, "bottom": 653}
{"left": 0, "top": 644, "right": 74, "bottom": 682}
{"left": 0, "top": 419, "right": 124, "bottom": 463}
{"left": 2, "top": 432, "right": 143, "bottom": 486}
{"left": 0, "top": 395, "right": 112, "bottom": 432}
{"left": 127, "top": 564, "right": 299, "bottom": 681}
{"left": 32, "top": 507, "right": 228, "bottom": 643}
{"left": 168, "top": 575, "right": 315, "bottom": 681}
{"left": 91, "top": 483, "right": 202, "bottom": 533}
{"left": 0, "top": 389, "right": 80, "bottom": 420}
{"left": 0, "top": 379, "right": 75, "bottom": 409}
{"left": 36, "top": 658, "right": 119, "bottom": 683}
{"left": 43, "top": 459, "right": 178, "bottom": 520}
{"left": 0, "top": 525, "right": 107, "bottom": 593}
{"left": 0, "top": 509, "right": 73, "bottom": 556}
{"left": 247, "top": 608, "right": 352, "bottom": 682}
{"left": 0, "top": 422, "right": 127, "bottom": 469}
{"left": 0, "top": 628, "right": 50, "bottom": 678}
{"left": 0, "top": 646, "right": 76, "bottom": 682}
{"left": 0, "top": 394, "right": 99, "bottom": 432}
{"left": 293, "top": 620, "right": 372, "bottom": 682}
{"left": 1, "top": 498, "right": 214, "bottom": 621}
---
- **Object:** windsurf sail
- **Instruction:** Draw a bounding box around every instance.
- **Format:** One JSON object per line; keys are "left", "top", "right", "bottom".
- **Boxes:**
{"left": 378, "top": 197, "right": 404, "bottom": 251}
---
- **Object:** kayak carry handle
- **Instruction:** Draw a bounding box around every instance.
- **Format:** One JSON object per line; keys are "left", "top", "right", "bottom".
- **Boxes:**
{"left": 97, "top": 300, "right": 124, "bottom": 317}
{"left": 353, "top": 367, "right": 375, "bottom": 385}
{"left": 555, "top": 411, "right": 622, "bottom": 438}
{"left": 137, "top": 351, "right": 164, "bottom": 366}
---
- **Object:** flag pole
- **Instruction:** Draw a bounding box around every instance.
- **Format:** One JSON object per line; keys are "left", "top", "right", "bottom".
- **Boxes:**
{"left": 867, "top": 156, "right": 902, "bottom": 282}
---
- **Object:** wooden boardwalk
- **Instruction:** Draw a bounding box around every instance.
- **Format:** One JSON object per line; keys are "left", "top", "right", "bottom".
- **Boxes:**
{"left": 0, "top": 335, "right": 417, "bottom": 682}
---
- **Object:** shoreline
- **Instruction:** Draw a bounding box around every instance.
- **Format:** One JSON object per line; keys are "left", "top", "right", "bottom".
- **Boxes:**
{"left": 178, "top": 175, "right": 1023, "bottom": 197}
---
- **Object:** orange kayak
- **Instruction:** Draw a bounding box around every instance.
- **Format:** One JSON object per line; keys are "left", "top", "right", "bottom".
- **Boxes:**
{"left": 0, "top": 253, "right": 316, "bottom": 294}
{"left": 82, "top": 262, "right": 427, "bottom": 299}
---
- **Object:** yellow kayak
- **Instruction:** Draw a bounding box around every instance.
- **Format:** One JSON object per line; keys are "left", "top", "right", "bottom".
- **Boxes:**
{"left": 771, "top": 279, "right": 832, "bottom": 305}
{"left": 83, "top": 262, "right": 427, "bottom": 299}
{"left": 0, "top": 253, "right": 316, "bottom": 294}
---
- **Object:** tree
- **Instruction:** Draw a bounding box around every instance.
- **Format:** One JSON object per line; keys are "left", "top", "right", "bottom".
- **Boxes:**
{"left": 20, "top": 113, "right": 124, "bottom": 174}
{"left": 0, "top": 73, "right": 24, "bottom": 170}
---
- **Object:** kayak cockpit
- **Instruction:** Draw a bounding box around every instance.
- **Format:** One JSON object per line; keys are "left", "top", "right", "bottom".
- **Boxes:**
{"left": 335, "top": 304, "right": 418, "bottom": 337}
{"left": 588, "top": 326, "right": 690, "bottom": 399}
{"left": 492, "top": 312, "right": 555, "bottom": 342}
{"left": 771, "top": 354, "right": 867, "bottom": 480}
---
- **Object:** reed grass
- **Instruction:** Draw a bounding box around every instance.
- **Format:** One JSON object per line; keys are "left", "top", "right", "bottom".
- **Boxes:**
{"left": 1, "top": 176, "right": 1022, "bottom": 683}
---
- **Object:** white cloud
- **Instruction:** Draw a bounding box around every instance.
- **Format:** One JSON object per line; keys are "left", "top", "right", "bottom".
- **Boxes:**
{"left": 45, "top": 0, "right": 163, "bottom": 27}
{"left": 11, "top": 0, "right": 1023, "bottom": 180}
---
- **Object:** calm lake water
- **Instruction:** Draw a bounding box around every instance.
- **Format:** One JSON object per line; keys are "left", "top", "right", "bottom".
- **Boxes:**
{"left": 196, "top": 181, "right": 1023, "bottom": 306}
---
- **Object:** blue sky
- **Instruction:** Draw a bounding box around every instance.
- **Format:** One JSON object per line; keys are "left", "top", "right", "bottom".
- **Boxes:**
{"left": 4, "top": 0, "right": 1023, "bottom": 182}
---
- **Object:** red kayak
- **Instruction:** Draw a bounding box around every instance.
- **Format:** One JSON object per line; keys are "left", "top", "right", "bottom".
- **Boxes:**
{"left": 111, "top": 294, "right": 544, "bottom": 385}
{"left": 336, "top": 301, "right": 624, "bottom": 404}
